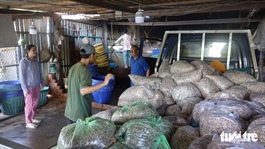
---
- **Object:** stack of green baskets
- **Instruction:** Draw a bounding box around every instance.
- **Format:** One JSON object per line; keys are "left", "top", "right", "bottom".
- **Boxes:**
{"left": 37, "top": 86, "right": 49, "bottom": 107}
{"left": 0, "top": 80, "right": 25, "bottom": 115}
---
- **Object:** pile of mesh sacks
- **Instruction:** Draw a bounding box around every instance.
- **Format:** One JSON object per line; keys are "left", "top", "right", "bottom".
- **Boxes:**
{"left": 54, "top": 101, "right": 173, "bottom": 148}
{"left": 54, "top": 59, "right": 265, "bottom": 149}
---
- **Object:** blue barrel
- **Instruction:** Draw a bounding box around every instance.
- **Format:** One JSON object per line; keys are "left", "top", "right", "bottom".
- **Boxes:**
{"left": 0, "top": 80, "right": 25, "bottom": 115}
{"left": 88, "top": 64, "right": 99, "bottom": 76}
{"left": 92, "top": 76, "right": 115, "bottom": 104}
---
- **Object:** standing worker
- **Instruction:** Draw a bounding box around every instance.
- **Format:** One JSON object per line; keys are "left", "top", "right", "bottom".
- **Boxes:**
{"left": 64, "top": 44, "right": 114, "bottom": 125}
{"left": 130, "top": 45, "right": 150, "bottom": 86}
{"left": 113, "top": 29, "right": 131, "bottom": 68}
{"left": 19, "top": 44, "right": 43, "bottom": 129}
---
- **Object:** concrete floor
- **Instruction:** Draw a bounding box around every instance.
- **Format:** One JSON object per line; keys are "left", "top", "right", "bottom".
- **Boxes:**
{"left": 0, "top": 96, "right": 67, "bottom": 149}
{"left": 0, "top": 67, "right": 131, "bottom": 149}
{"left": 0, "top": 83, "right": 129, "bottom": 149}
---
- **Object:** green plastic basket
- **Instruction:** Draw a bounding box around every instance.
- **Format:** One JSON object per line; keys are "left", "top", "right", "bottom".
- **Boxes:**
{"left": 37, "top": 86, "right": 49, "bottom": 107}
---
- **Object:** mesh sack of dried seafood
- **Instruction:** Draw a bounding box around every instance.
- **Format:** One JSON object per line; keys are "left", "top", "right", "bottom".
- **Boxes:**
{"left": 222, "top": 70, "right": 257, "bottom": 85}
{"left": 241, "top": 81, "right": 265, "bottom": 92}
{"left": 172, "top": 69, "right": 202, "bottom": 85}
{"left": 170, "top": 125, "right": 200, "bottom": 149}
{"left": 194, "top": 78, "right": 220, "bottom": 99}
{"left": 172, "top": 83, "right": 202, "bottom": 103}
{"left": 118, "top": 84, "right": 165, "bottom": 109}
{"left": 192, "top": 99, "right": 254, "bottom": 123}
{"left": 204, "top": 74, "right": 234, "bottom": 91}
{"left": 170, "top": 60, "right": 196, "bottom": 74}
{"left": 188, "top": 135, "right": 213, "bottom": 149}
{"left": 158, "top": 60, "right": 172, "bottom": 78}
{"left": 249, "top": 92, "right": 265, "bottom": 107}
{"left": 207, "top": 136, "right": 265, "bottom": 149}
{"left": 199, "top": 111, "right": 247, "bottom": 136}
{"left": 128, "top": 74, "right": 162, "bottom": 87}
{"left": 159, "top": 77, "right": 177, "bottom": 98}
{"left": 111, "top": 100, "right": 159, "bottom": 124}
{"left": 57, "top": 116, "right": 116, "bottom": 148}
{"left": 118, "top": 84, "right": 155, "bottom": 106}
{"left": 115, "top": 116, "right": 173, "bottom": 149}
{"left": 93, "top": 107, "right": 118, "bottom": 121}
{"left": 108, "top": 141, "right": 131, "bottom": 149}
{"left": 191, "top": 60, "right": 217, "bottom": 76}
{"left": 247, "top": 116, "right": 265, "bottom": 145}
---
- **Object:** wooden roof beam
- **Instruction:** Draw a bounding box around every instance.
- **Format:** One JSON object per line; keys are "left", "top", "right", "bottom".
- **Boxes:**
{"left": 71, "top": 0, "right": 137, "bottom": 13}
{"left": 121, "top": 1, "right": 265, "bottom": 18}
{"left": 109, "top": 18, "right": 261, "bottom": 26}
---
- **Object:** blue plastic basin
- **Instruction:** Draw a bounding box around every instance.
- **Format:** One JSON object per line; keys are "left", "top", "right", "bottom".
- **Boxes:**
{"left": 92, "top": 76, "right": 115, "bottom": 104}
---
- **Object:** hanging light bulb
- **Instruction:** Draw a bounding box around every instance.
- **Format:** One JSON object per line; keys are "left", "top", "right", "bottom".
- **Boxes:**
{"left": 135, "top": 9, "right": 144, "bottom": 23}
{"left": 29, "top": 20, "right": 37, "bottom": 35}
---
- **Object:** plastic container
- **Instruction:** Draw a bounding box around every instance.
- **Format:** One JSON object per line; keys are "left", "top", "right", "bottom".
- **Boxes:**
{"left": 0, "top": 80, "right": 21, "bottom": 88}
{"left": 50, "top": 67, "right": 56, "bottom": 73}
{"left": 0, "top": 96, "right": 25, "bottom": 115}
{"left": 38, "top": 86, "right": 49, "bottom": 107}
{"left": 0, "top": 80, "right": 25, "bottom": 115}
{"left": 152, "top": 49, "right": 160, "bottom": 55}
{"left": 49, "top": 63, "right": 56, "bottom": 73}
{"left": 0, "top": 87, "right": 24, "bottom": 98}
{"left": 110, "top": 62, "right": 118, "bottom": 68}
{"left": 88, "top": 64, "right": 99, "bottom": 76}
{"left": 92, "top": 76, "right": 115, "bottom": 104}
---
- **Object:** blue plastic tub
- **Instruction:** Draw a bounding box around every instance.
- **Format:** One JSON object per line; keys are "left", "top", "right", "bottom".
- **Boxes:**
{"left": 38, "top": 86, "right": 49, "bottom": 107}
{"left": 92, "top": 76, "right": 115, "bottom": 104}
{"left": 0, "top": 96, "right": 25, "bottom": 115}
{"left": 0, "top": 80, "right": 23, "bottom": 98}
{"left": 0, "top": 80, "right": 21, "bottom": 89}
{"left": 0, "top": 80, "right": 24, "bottom": 115}
{"left": 88, "top": 64, "right": 99, "bottom": 76}
{"left": 1, "top": 87, "right": 23, "bottom": 98}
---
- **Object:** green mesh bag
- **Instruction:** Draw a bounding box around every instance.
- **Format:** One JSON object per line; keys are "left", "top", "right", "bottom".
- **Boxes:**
{"left": 115, "top": 116, "right": 173, "bottom": 149}
{"left": 111, "top": 100, "right": 158, "bottom": 124}
{"left": 57, "top": 116, "right": 116, "bottom": 148}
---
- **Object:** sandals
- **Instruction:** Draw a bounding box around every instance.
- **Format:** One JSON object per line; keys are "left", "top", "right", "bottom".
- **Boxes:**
{"left": 32, "top": 119, "right": 41, "bottom": 123}
{"left": 26, "top": 123, "right": 38, "bottom": 129}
